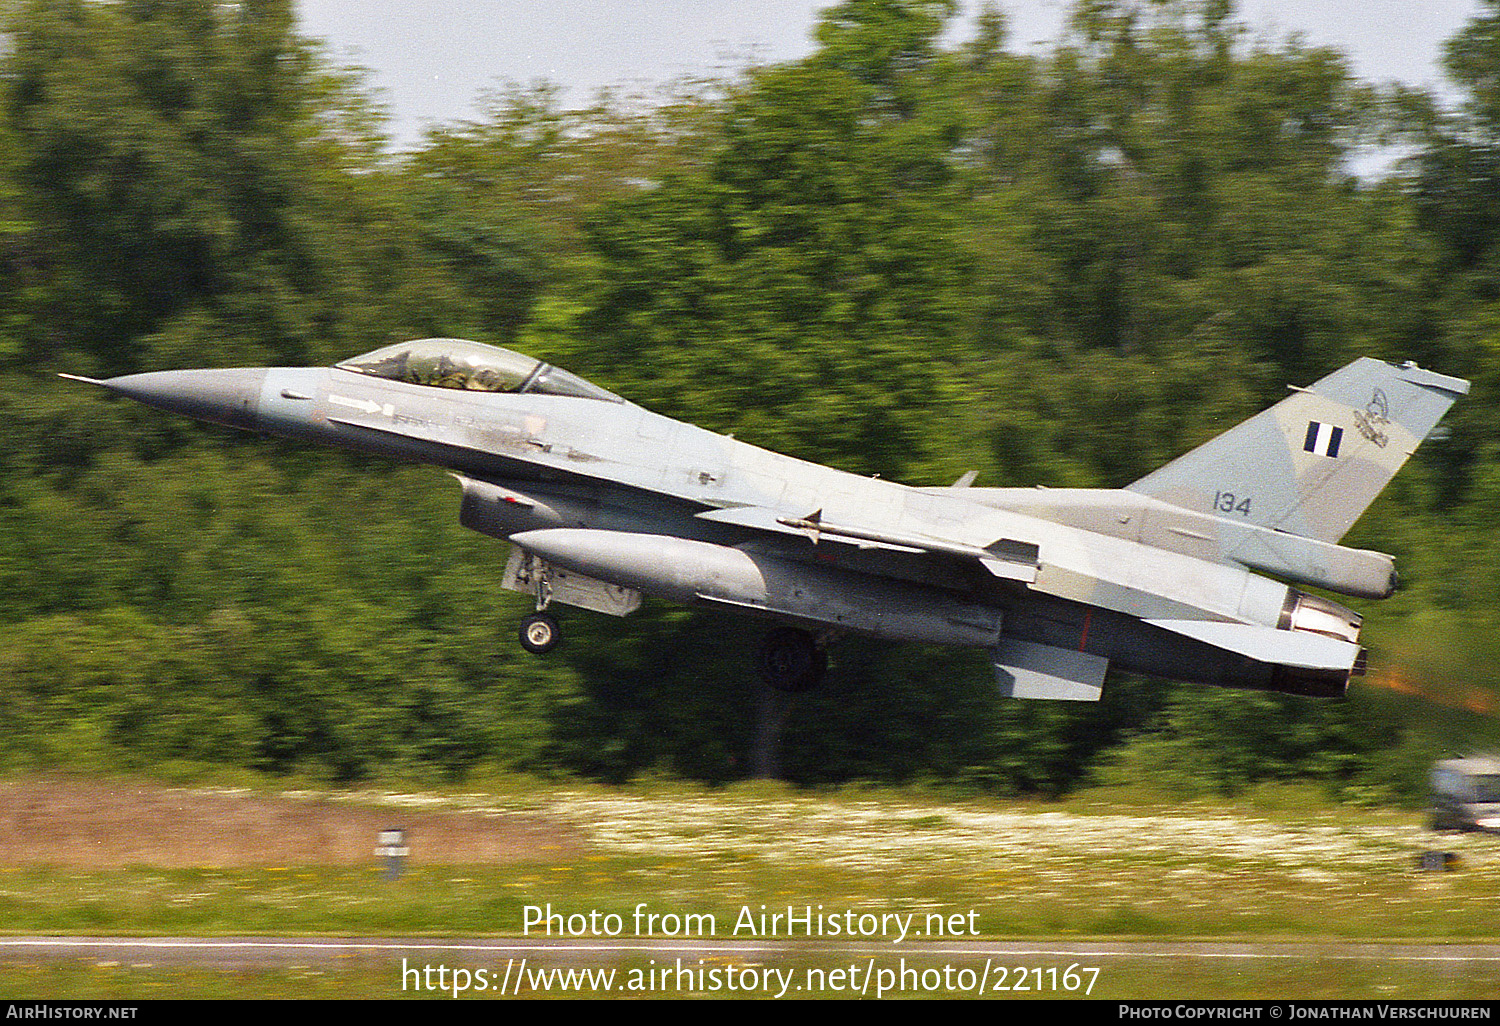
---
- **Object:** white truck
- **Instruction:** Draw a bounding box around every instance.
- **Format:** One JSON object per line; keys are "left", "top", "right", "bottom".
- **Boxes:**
{"left": 1429, "top": 757, "right": 1500, "bottom": 833}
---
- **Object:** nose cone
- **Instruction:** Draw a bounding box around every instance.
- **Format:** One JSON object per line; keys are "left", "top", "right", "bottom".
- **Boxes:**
{"left": 99, "top": 368, "right": 267, "bottom": 430}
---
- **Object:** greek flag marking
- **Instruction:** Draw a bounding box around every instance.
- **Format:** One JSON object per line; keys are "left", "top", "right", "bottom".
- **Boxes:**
{"left": 1303, "top": 421, "right": 1343, "bottom": 458}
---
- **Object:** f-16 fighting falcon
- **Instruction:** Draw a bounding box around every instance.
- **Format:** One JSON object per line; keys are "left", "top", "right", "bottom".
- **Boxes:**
{"left": 62, "top": 339, "right": 1468, "bottom": 699}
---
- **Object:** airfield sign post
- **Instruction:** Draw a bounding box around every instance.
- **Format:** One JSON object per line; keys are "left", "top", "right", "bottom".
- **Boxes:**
{"left": 377, "top": 827, "right": 409, "bottom": 881}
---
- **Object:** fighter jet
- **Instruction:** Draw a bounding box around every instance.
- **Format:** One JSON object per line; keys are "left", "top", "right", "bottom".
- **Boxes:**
{"left": 62, "top": 338, "right": 1468, "bottom": 699}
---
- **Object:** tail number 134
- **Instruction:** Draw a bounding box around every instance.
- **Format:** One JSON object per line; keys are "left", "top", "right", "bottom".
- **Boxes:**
{"left": 1214, "top": 491, "right": 1252, "bottom": 516}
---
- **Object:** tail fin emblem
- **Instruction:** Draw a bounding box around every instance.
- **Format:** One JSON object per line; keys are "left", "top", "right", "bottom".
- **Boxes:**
{"left": 1353, "top": 389, "right": 1391, "bottom": 447}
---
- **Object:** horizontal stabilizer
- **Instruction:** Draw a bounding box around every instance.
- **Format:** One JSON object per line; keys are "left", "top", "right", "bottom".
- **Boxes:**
{"left": 1146, "top": 619, "right": 1358, "bottom": 671}
{"left": 994, "top": 639, "right": 1106, "bottom": 701}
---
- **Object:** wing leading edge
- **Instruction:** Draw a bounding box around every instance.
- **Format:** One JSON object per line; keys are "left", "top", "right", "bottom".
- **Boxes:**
{"left": 694, "top": 504, "right": 1040, "bottom": 582}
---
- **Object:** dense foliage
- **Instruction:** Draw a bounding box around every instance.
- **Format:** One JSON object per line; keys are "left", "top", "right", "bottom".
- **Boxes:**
{"left": 2, "top": 0, "right": 1498, "bottom": 799}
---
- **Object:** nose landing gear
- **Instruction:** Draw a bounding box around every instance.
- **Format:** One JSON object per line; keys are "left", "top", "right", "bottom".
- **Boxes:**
{"left": 519, "top": 612, "right": 561, "bottom": 654}
{"left": 516, "top": 555, "right": 560, "bottom": 654}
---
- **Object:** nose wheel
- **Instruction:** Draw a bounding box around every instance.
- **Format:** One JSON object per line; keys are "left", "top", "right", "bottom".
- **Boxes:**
{"left": 756, "top": 627, "right": 827, "bottom": 692}
{"left": 519, "top": 612, "right": 561, "bottom": 654}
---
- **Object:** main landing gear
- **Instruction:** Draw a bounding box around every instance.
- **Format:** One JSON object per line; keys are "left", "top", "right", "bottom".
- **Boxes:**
{"left": 755, "top": 627, "right": 828, "bottom": 693}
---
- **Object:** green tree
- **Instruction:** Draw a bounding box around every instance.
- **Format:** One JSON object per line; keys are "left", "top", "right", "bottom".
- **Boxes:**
{"left": 580, "top": 0, "right": 974, "bottom": 481}
{"left": 0, "top": 0, "right": 1492, "bottom": 795}
{"left": 955, "top": 1, "right": 1431, "bottom": 487}
{"left": 4, "top": 0, "right": 465, "bottom": 374}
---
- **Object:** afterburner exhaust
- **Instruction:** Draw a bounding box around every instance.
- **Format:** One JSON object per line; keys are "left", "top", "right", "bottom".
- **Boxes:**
{"left": 1265, "top": 590, "right": 1365, "bottom": 697}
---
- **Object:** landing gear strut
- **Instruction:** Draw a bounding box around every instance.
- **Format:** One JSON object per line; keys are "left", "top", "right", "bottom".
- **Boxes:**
{"left": 519, "top": 612, "right": 561, "bottom": 654}
{"left": 756, "top": 627, "right": 827, "bottom": 692}
{"left": 516, "top": 551, "right": 561, "bottom": 654}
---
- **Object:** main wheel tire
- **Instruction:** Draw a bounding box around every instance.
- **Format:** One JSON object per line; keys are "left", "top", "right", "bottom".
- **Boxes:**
{"left": 519, "top": 612, "right": 561, "bottom": 654}
{"left": 756, "top": 627, "right": 825, "bottom": 692}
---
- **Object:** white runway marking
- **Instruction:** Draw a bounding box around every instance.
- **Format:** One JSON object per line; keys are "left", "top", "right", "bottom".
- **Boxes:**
{"left": 4, "top": 937, "right": 1500, "bottom": 965}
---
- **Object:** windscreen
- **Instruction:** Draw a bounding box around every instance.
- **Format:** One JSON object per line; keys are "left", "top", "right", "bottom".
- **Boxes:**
{"left": 337, "top": 338, "right": 539, "bottom": 392}
{"left": 337, "top": 338, "right": 621, "bottom": 401}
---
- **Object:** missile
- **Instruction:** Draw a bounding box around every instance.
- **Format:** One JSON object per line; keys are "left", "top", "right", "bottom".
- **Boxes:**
{"left": 508, "top": 528, "right": 1000, "bottom": 647}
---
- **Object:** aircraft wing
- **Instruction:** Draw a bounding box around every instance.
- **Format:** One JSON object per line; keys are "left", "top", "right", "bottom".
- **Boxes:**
{"left": 694, "top": 504, "right": 1040, "bottom": 583}
{"left": 694, "top": 504, "right": 922, "bottom": 552}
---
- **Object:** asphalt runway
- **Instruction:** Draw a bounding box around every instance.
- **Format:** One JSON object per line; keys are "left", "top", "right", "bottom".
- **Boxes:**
{"left": 4, "top": 936, "right": 1500, "bottom": 969}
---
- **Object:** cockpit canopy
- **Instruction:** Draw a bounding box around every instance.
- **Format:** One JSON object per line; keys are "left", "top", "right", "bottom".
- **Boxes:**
{"left": 336, "top": 338, "right": 622, "bottom": 403}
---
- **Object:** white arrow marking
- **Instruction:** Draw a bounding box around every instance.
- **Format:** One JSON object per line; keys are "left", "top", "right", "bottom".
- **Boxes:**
{"left": 328, "top": 394, "right": 389, "bottom": 416}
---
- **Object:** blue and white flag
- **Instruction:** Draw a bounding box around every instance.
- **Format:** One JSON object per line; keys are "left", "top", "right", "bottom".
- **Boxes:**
{"left": 1303, "top": 421, "right": 1343, "bottom": 458}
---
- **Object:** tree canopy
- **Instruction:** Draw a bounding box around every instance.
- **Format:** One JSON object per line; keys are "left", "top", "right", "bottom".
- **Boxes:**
{"left": 1, "top": 0, "right": 1497, "bottom": 797}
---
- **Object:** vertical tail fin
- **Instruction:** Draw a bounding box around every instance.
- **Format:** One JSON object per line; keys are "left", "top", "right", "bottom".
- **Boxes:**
{"left": 1128, "top": 359, "right": 1469, "bottom": 543}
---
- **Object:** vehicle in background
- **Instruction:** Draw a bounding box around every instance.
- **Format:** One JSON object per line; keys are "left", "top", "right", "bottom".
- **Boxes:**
{"left": 1429, "top": 757, "right": 1500, "bottom": 833}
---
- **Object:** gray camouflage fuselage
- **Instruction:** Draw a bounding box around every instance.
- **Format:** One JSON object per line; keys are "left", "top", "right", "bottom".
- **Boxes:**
{"left": 67, "top": 345, "right": 1470, "bottom": 701}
